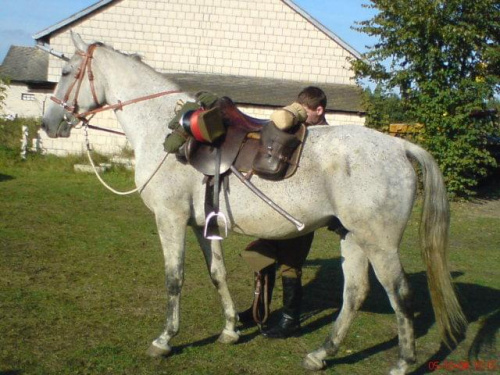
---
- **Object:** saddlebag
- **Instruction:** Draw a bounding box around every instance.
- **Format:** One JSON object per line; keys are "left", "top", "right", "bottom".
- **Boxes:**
{"left": 252, "top": 122, "right": 301, "bottom": 180}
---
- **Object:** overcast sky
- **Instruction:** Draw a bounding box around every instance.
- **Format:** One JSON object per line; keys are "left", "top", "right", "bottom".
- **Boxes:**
{"left": 0, "top": 0, "right": 378, "bottom": 62}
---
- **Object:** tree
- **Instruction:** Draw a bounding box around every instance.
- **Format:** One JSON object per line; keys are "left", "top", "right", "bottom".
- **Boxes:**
{"left": 362, "top": 85, "right": 415, "bottom": 132}
{"left": 352, "top": 0, "right": 500, "bottom": 197}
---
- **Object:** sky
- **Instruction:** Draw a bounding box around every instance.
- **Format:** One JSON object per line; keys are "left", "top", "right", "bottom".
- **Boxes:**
{"left": 0, "top": 0, "right": 379, "bottom": 63}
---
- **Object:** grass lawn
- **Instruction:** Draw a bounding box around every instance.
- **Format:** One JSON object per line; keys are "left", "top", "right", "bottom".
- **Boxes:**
{"left": 1, "top": 152, "right": 499, "bottom": 375}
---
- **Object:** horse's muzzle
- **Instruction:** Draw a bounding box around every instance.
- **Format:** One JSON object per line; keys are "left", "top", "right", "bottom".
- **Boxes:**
{"left": 41, "top": 118, "right": 72, "bottom": 138}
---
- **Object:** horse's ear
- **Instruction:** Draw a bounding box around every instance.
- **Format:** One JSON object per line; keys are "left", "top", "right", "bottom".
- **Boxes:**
{"left": 71, "top": 31, "right": 88, "bottom": 52}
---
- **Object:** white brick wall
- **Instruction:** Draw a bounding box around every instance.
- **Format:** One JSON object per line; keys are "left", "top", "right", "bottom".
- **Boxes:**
{"left": 40, "top": 0, "right": 364, "bottom": 155}
{"left": 47, "top": 0, "right": 357, "bottom": 84}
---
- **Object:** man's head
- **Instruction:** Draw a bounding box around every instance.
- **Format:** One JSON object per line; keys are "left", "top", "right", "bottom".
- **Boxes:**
{"left": 297, "top": 86, "right": 327, "bottom": 125}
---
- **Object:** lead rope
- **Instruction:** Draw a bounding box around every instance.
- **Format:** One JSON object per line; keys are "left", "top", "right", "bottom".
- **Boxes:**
{"left": 84, "top": 122, "right": 169, "bottom": 196}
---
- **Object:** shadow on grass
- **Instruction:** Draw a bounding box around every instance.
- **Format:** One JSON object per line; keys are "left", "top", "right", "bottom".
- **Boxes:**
{"left": 169, "top": 324, "right": 263, "bottom": 356}
{"left": 170, "top": 335, "right": 219, "bottom": 356}
{"left": 0, "top": 173, "right": 14, "bottom": 182}
{"left": 269, "top": 257, "right": 499, "bottom": 372}
{"left": 475, "top": 169, "right": 500, "bottom": 200}
{"left": 167, "top": 257, "right": 498, "bottom": 369}
{"left": 0, "top": 371, "right": 22, "bottom": 375}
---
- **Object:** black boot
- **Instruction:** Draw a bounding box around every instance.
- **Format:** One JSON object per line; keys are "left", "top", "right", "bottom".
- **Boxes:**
{"left": 263, "top": 276, "right": 302, "bottom": 339}
{"left": 238, "top": 264, "right": 276, "bottom": 326}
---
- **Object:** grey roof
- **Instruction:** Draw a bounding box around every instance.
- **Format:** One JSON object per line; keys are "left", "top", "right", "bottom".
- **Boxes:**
{"left": 165, "top": 73, "right": 364, "bottom": 114}
{"left": 33, "top": 0, "right": 361, "bottom": 59}
{"left": 0, "top": 46, "right": 48, "bottom": 83}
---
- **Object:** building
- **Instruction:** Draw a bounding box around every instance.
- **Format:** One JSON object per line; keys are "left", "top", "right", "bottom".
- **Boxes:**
{"left": 0, "top": 46, "right": 55, "bottom": 119}
{"left": 32, "top": 0, "right": 365, "bottom": 155}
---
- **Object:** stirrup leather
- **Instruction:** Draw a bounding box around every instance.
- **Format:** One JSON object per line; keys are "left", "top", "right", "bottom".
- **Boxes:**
{"left": 252, "top": 271, "right": 271, "bottom": 326}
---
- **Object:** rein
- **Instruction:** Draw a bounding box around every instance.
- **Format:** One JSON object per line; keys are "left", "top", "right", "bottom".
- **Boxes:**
{"left": 51, "top": 43, "right": 181, "bottom": 195}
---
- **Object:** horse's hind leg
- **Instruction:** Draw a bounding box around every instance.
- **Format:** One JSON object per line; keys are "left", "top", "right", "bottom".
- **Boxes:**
{"left": 193, "top": 228, "right": 239, "bottom": 344}
{"left": 369, "top": 250, "right": 415, "bottom": 375}
{"left": 303, "top": 233, "right": 370, "bottom": 370}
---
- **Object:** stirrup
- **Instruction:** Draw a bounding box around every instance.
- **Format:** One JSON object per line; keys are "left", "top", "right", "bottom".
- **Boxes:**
{"left": 203, "top": 211, "right": 228, "bottom": 240}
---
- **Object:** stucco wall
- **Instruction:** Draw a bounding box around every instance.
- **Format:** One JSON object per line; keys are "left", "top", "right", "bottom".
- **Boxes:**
{"left": 1, "top": 84, "right": 52, "bottom": 118}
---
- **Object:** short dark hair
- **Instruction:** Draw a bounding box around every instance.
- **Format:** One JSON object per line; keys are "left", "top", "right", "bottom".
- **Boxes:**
{"left": 297, "top": 86, "right": 327, "bottom": 110}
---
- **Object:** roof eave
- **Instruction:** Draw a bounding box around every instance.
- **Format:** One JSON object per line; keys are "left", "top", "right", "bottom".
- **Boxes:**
{"left": 10, "top": 79, "right": 55, "bottom": 85}
{"left": 283, "top": 0, "right": 362, "bottom": 60}
{"left": 32, "top": 0, "right": 117, "bottom": 41}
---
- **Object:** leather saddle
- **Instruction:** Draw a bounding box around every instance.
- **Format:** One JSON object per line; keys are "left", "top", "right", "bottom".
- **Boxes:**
{"left": 184, "top": 96, "right": 306, "bottom": 180}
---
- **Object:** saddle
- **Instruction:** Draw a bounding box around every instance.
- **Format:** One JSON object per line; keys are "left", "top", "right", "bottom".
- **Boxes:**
{"left": 179, "top": 96, "right": 307, "bottom": 239}
{"left": 184, "top": 96, "right": 307, "bottom": 180}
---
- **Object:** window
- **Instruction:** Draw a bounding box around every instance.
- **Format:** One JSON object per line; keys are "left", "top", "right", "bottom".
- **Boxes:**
{"left": 21, "top": 93, "right": 35, "bottom": 101}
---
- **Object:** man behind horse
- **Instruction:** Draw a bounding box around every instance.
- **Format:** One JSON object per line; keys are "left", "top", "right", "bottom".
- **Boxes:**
{"left": 239, "top": 86, "right": 329, "bottom": 338}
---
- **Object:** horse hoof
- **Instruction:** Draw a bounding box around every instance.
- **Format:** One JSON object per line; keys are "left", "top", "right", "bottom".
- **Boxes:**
{"left": 217, "top": 328, "right": 240, "bottom": 344}
{"left": 388, "top": 358, "right": 411, "bottom": 374}
{"left": 146, "top": 343, "right": 171, "bottom": 358}
{"left": 302, "top": 353, "right": 325, "bottom": 371}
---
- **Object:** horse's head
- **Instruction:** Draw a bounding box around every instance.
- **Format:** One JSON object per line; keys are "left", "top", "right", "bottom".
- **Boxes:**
{"left": 41, "top": 32, "right": 106, "bottom": 138}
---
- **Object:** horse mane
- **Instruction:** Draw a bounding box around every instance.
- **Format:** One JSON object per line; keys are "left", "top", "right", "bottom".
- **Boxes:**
{"left": 98, "top": 41, "right": 144, "bottom": 62}
{"left": 95, "top": 41, "right": 172, "bottom": 86}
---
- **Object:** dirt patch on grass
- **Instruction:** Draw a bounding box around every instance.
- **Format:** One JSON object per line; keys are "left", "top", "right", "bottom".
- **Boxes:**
{"left": 458, "top": 175, "right": 500, "bottom": 219}
{"left": 465, "top": 198, "right": 500, "bottom": 219}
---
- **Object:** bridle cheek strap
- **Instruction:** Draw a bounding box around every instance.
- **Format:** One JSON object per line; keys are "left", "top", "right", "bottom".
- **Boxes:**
{"left": 51, "top": 44, "right": 100, "bottom": 120}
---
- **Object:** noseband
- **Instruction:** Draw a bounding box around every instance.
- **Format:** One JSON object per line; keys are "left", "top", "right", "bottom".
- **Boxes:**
{"left": 50, "top": 43, "right": 182, "bottom": 126}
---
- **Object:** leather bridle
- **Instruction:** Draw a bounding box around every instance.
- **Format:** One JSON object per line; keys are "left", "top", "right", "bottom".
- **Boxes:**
{"left": 50, "top": 43, "right": 182, "bottom": 127}
{"left": 47, "top": 43, "right": 185, "bottom": 196}
{"left": 50, "top": 44, "right": 100, "bottom": 121}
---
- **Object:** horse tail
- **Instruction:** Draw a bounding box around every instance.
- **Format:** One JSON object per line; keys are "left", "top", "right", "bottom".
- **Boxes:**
{"left": 404, "top": 142, "right": 467, "bottom": 346}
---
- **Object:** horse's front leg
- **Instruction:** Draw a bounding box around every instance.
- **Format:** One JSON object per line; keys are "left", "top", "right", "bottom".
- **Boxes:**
{"left": 147, "top": 213, "right": 188, "bottom": 358}
{"left": 193, "top": 227, "right": 239, "bottom": 344}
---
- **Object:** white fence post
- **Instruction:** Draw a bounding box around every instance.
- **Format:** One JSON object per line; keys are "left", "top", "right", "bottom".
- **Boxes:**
{"left": 33, "top": 129, "right": 44, "bottom": 154}
{"left": 20, "top": 125, "right": 29, "bottom": 159}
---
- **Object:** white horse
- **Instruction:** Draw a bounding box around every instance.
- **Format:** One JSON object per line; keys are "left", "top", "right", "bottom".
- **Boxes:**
{"left": 41, "top": 33, "right": 466, "bottom": 374}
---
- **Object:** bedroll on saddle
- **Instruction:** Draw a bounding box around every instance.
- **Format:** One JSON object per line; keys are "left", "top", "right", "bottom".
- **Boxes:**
{"left": 181, "top": 107, "right": 226, "bottom": 144}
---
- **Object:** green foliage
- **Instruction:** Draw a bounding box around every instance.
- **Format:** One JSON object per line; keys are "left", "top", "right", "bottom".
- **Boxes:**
{"left": 0, "top": 76, "right": 8, "bottom": 111}
{"left": 1, "top": 155, "right": 499, "bottom": 374}
{"left": 352, "top": 0, "right": 500, "bottom": 198}
{"left": 362, "top": 85, "right": 416, "bottom": 131}
{"left": 0, "top": 117, "right": 40, "bottom": 153}
{"left": 0, "top": 117, "right": 113, "bottom": 168}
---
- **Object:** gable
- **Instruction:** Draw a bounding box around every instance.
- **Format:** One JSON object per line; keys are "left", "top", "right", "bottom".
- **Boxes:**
{"left": 35, "top": 0, "right": 362, "bottom": 86}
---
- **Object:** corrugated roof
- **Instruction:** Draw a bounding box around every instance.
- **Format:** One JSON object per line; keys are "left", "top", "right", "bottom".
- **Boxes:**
{"left": 0, "top": 46, "right": 48, "bottom": 83}
{"left": 165, "top": 73, "right": 364, "bottom": 113}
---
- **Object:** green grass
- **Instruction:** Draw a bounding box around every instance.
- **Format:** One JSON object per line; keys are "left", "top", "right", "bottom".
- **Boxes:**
{"left": 1, "top": 150, "right": 499, "bottom": 375}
